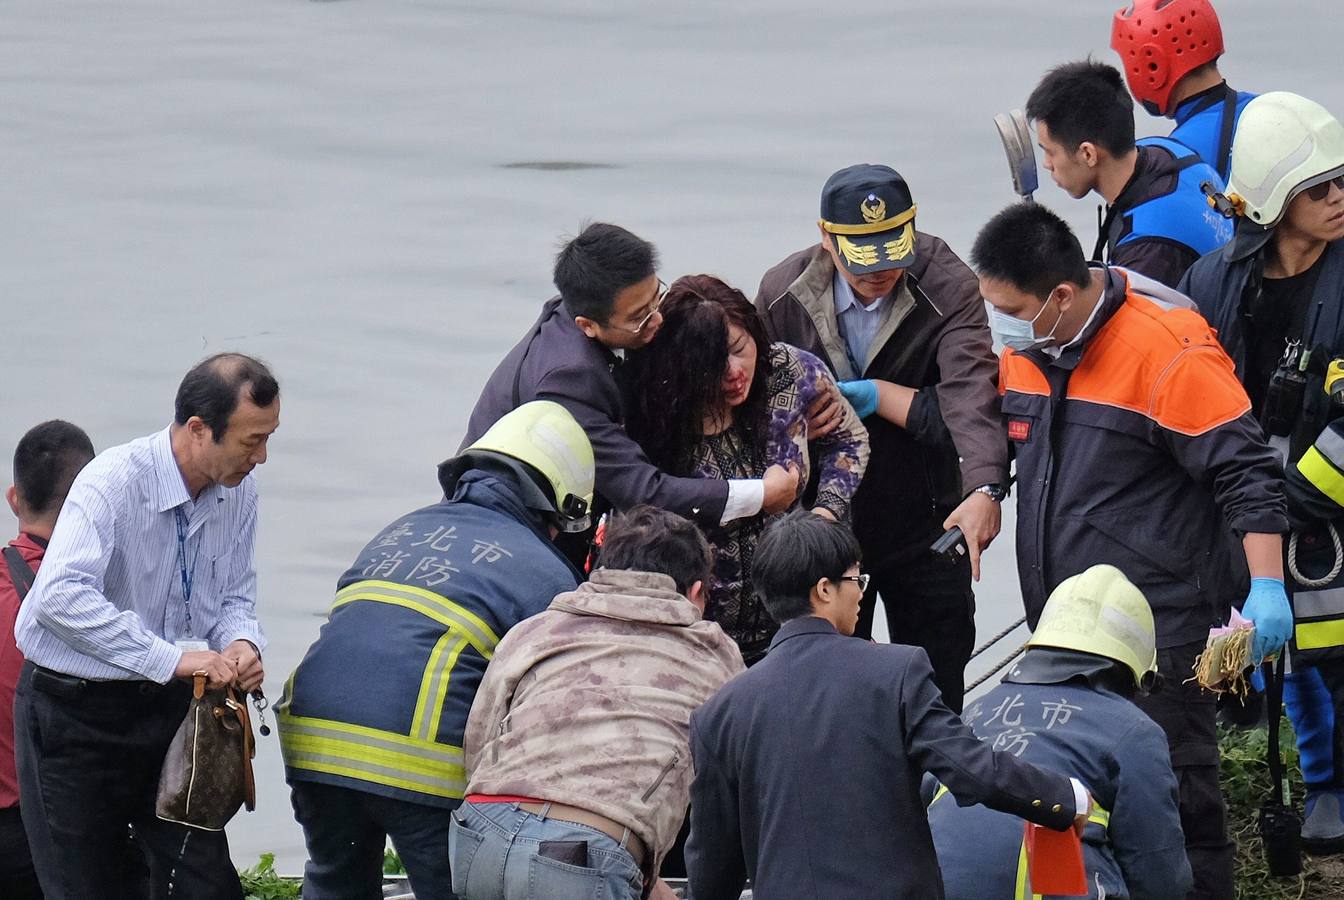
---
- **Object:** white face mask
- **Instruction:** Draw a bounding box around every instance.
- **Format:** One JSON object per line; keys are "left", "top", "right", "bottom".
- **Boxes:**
{"left": 990, "top": 293, "right": 1063, "bottom": 352}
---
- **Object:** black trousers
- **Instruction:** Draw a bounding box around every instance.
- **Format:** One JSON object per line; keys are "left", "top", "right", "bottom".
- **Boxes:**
{"left": 0, "top": 805, "right": 42, "bottom": 900}
{"left": 855, "top": 545, "right": 975, "bottom": 714}
{"left": 1133, "top": 641, "right": 1234, "bottom": 900}
{"left": 14, "top": 661, "right": 242, "bottom": 900}
{"left": 290, "top": 780, "right": 458, "bottom": 900}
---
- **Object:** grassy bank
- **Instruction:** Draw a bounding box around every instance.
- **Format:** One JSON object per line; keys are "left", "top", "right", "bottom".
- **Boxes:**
{"left": 1219, "top": 721, "right": 1344, "bottom": 898}
{"left": 241, "top": 732, "right": 1344, "bottom": 899}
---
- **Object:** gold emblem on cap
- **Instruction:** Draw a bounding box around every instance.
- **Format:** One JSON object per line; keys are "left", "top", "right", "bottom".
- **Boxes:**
{"left": 884, "top": 222, "right": 915, "bottom": 262}
{"left": 860, "top": 194, "right": 886, "bottom": 224}
{"left": 836, "top": 234, "right": 879, "bottom": 267}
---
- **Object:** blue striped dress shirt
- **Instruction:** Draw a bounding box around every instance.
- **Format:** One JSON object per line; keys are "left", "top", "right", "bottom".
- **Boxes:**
{"left": 15, "top": 427, "right": 266, "bottom": 683}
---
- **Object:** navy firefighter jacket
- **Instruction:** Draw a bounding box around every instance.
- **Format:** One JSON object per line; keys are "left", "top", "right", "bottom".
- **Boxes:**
{"left": 277, "top": 471, "right": 580, "bottom": 807}
{"left": 929, "top": 676, "right": 1192, "bottom": 900}
{"left": 1001, "top": 267, "right": 1287, "bottom": 648}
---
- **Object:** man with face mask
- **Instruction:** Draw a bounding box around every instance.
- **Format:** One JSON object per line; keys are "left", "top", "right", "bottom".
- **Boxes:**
{"left": 973, "top": 202, "right": 1288, "bottom": 900}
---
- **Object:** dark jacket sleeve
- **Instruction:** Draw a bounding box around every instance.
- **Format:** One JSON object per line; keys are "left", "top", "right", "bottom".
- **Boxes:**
{"left": 685, "top": 714, "right": 748, "bottom": 900}
{"left": 1107, "top": 720, "right": 1194, "bottom": 900}
{"left": 898, "top": 649, "right": 1077, "bottom": 830}
{"left": 534, "top": 363, "right": 730, "bottom": 526}
{"left": 1155, "top": 349, "right": 1288, "bottom": 535}
{"left": 920, "top": 254, "right": 1010, "bottom": 492}
{"left": 1112, "top": 238, "right": 1199, "bottom": 290}
{"left": 904, "top": 390, "right": 959, "bottom": 453}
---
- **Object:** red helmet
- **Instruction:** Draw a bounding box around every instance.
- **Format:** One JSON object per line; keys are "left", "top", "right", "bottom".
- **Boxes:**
{"left": 1111, "top": 0, "right": 1224, "bottom": 116}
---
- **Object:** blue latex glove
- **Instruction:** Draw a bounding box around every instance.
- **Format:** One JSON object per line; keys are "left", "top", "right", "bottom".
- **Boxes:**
{"left": 1242, "top": 577, "right": 1293, "bottom": 664}
{"left": 837, "top": 379, "right": 879, "bottom": 419}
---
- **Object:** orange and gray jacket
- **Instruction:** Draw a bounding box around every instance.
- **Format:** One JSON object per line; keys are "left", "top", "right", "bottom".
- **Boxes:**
{"left": 754, "top": 236, "right": 1006, "bottom": 555}
{"left": 1002, "top": 268, "right": 1286, "bottom": 648}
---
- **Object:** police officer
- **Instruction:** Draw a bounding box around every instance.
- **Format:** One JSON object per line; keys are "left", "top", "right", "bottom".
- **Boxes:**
{"left": 277, "top": 401, "right": 594, "bottom": 900}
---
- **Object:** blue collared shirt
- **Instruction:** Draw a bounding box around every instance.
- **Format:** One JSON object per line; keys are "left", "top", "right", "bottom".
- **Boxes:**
{"left": 832, "top": 269, "right": 889, "bottom": 375}
{"left": 15, "top": 427, "right": 265, "bottom": 683}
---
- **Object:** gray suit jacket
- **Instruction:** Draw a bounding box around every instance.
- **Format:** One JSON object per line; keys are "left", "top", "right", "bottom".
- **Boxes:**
{"left": 686, "top": 617, "right": 1078, "bottom": 900}
{"left": 463, "top": 297, "right": 728, "bottom": 526}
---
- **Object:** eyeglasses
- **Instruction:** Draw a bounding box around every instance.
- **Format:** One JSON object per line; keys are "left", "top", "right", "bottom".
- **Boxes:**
{"left": 609, "top": 279, "right": 667, "bottom": 335}
{"left": 836, "top": 573, "right": 871, "bottom": 592}
{"left": 1304, "top": 175, "right": 1344, "bottom": 203}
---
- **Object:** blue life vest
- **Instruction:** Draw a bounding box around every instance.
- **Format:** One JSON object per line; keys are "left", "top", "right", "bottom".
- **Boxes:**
{"left": 1170, "top": 87, "right": 1257, "bottom": 181}
{"left": 1116, "top": 136, "right": 1232, "bottom": 258}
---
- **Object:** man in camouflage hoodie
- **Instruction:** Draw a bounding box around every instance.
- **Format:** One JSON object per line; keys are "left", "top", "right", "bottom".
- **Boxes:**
{"left": 450, "top": 505, "right": 744, "bottom": 900}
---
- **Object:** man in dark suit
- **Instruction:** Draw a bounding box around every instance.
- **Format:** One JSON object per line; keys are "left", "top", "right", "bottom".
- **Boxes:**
{"left": 685, "top": 510, "right": 1091, "bottom": 899}
{"left": 463, "top": 223, "right": 799, "bottom": 539}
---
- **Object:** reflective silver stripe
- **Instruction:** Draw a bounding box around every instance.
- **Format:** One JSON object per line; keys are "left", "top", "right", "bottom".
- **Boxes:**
{"left": 280, "top": 717, "right": 465, "bottom": 766}
{"left": 1315, "top": 427, "right": 1344, "bottom": 470}
{"left": 1293, "top": 586, "right": 1344, "bottom": 619}
{"left": 284, "top": 751, "right": 465, "bottom": 796}
{"left": 334, "top": 581, "right": 499, "bottom": 657}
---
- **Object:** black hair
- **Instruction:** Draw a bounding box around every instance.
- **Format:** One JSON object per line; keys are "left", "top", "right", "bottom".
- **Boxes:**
{"left": 1026, "top": 60, "right": 1136, "bottom": 157}
{"left": 971, "top": 203, "right": 1092, "bottom": 300}
{"left": 553, "top": 223, "right": 659, "bottom": 323}
{"left": 627, "top": 274, "right": 772, "bottom": 475}
{"left": 174, "top": 353, "right": 279, "bottom": 442}
{"left": 13, "top": 420, "right": 95, "bottom": 516}
{"left": 751, "top": 510, "right": 862, "bottom": 625}
{"left": 595, "top": 505, "right": 713, "bottom": 595}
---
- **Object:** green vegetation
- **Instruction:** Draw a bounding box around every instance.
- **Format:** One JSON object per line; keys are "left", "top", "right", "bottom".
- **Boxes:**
{"left": 239, "top": 853, "right": 300, "bottom": 900}
{"left": 1220, "top": 722, "right": 1344, "bottom": 898}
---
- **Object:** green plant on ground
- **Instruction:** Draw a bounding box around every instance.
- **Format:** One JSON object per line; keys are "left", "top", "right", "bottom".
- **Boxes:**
{"left": 239, "top": 852, "right": 301, "bottom": 900}
{"left": 1219, "top": 720, "right": 1344, "bottom": 899}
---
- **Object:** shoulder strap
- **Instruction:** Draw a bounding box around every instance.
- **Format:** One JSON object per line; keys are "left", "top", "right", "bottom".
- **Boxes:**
{"left": 2, "top": 546, "right": 37, "bottom": 600}
{"left": 1215, "top": 85, "right": 1239, "bottom": 183}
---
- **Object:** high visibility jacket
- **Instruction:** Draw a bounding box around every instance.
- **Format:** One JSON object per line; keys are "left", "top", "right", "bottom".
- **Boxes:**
{"left": 1181, "top": 239, "right": 1344, "bottom": 664}
{"left": 929, "top": 676, "right": 1191, "bottom": 900}
{"left": 1002, "top": 267, "right": 1287, "bottom": 648}
{"left": 276, "top": 472, "right": 580, "bottom": 806}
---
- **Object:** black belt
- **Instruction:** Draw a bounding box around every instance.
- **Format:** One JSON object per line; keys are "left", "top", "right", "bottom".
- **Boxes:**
{"left": 24, "top": 661, "right": 182, "bottom": 700}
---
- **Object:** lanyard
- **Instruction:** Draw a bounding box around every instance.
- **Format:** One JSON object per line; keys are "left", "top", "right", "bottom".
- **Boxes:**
{"left": 175, "top": 506, "right": 202, "bottom": 637}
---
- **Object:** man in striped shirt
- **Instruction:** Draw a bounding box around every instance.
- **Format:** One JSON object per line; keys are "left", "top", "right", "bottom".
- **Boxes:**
{"left": 13, "top": 353, "right": 280, "bottom": 900}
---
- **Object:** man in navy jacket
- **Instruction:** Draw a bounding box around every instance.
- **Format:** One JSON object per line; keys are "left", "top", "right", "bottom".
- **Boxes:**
{"left": 685, "top": 511, "right": 1090, "bottom": 899}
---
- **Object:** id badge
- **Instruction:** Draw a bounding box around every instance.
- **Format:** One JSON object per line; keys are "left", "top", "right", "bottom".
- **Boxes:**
{"left": 175, "top": 639, "right": 209, "bottom": 652}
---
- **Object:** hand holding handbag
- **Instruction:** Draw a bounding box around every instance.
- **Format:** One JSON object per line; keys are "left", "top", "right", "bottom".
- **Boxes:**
{"left": 156, "top": 672, "right": 257, "bottom": 831}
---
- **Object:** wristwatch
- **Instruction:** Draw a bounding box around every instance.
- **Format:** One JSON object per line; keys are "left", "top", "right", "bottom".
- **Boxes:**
{"left": 972, "top": 483, "right": 1008, "bottom": 502}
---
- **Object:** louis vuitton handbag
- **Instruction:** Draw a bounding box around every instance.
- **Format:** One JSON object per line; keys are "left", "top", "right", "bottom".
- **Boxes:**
{"left": 156, "top": 672, "right": 257, "bottom": 831}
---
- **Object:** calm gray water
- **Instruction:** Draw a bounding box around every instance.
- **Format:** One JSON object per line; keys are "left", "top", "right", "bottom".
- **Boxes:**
{"left": 3, "top": 0, "right": 1342, "bottom": 871}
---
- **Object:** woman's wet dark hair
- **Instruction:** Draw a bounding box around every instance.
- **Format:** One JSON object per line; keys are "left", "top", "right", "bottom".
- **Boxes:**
{"left": 627, "top": 274, "right": 772, "bottom": 474}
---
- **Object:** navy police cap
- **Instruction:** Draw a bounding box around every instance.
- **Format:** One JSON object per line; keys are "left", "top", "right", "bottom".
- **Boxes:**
{"left": 819, "top": 164, "right": 917, "bottom": 274}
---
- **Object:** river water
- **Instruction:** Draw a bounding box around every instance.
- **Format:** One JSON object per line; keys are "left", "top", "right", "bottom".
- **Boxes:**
{"left": 3, "top": 0, "right": 1342, "bottom": 873}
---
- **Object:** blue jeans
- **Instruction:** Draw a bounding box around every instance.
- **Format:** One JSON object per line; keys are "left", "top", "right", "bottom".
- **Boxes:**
{"left": 449, "top": 800, "right": 643, "bottom": 900}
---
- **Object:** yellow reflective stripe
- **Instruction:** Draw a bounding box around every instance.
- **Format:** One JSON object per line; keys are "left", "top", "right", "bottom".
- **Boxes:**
{"left": 1014, "top": 836, "right": 1042, "bottom": 900}
{"left": 1089, "top": 803, "right": 1111, "bottom": 829}
{"left": 333, "top": 579, "right": 500, "bottom": 659}
{"left": 412, "top": 635, "right": 469, "bottom": 742}
{"left": 929, "top": 784, "right": 950, "bottom": 807}
{"left": 818, "top": 204, "right": 918, "bottom": 235}
{"left": 1298, "top": 447, "right": 1344, "bottom": 507}
{"left": 1296, "top": 618, "right": 1344, "bottom": 651}
{"left": 278, "top": 713, "right": 466, "bottom": 799}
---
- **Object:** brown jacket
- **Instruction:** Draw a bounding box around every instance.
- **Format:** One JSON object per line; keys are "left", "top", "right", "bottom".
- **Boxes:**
{"left": 462, "top": 568, "right": 744, "bottom": 874}
{"left": 755, "top": 235, "right": 1006, "bottom": 555}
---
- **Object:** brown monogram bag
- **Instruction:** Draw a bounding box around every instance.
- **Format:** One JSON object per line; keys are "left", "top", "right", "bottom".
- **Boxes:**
{"left": 155, "top": 673, "right": 256, "bottom": 831}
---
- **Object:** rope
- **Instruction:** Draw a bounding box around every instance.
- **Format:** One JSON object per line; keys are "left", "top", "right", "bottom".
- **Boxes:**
{"left": 964, "top": 642, "right": 1029, "bottom": 696}
{"left": 968, "top": 616, "right": 1028, "bottom": 661}
{"left": 1287, "top": 522, "right": 1343, "bottom": 589}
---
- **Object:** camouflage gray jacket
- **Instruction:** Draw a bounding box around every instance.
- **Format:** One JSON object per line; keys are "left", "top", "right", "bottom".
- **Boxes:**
{"left": 462, "top": 568, "right": 745, "bottom": 872}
